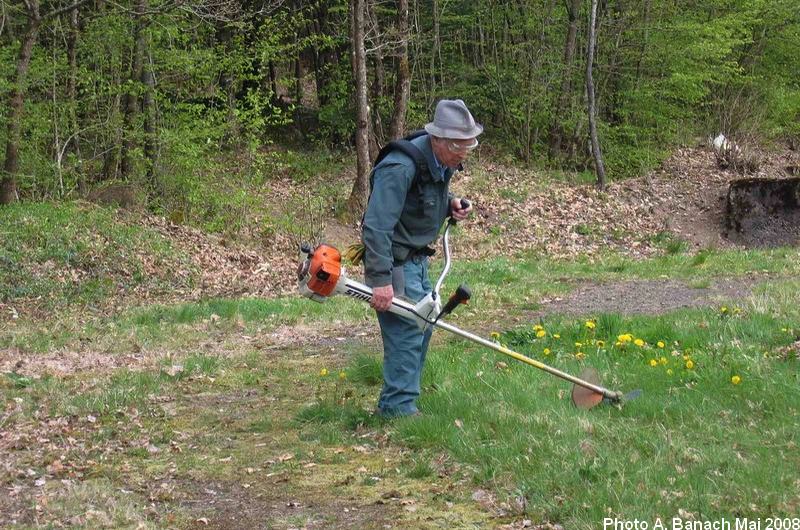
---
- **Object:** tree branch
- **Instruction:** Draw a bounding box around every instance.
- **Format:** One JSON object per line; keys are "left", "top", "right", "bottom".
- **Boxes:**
{"left": 43, "top": 0, "right": 95, "bottom": 21}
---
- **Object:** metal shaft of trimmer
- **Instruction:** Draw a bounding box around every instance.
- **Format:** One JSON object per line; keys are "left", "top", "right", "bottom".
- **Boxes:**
{"left": 339, "top": 276, "right": 621, "bottom": 401}
{"left": 434, "top": 320, "right": 619, "bottom": 399}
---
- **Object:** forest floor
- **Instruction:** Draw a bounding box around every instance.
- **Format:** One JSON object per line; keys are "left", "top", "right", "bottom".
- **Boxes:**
{"left": 2, "top": 145, "right": 800, "bottom": 529}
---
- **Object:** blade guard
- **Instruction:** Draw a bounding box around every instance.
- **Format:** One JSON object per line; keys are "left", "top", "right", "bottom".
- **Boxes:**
{"left": 304, "top": 244, "right": 342, "bottom": 298}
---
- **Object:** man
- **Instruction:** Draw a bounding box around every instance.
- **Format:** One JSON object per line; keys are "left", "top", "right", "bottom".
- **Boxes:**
{"left": 362, "top": 99, "right": 483, "bottom": 417}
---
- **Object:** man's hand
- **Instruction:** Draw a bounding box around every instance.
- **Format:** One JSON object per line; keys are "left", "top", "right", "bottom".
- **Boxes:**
{"left": 371, "top": 284, "right": 394, "bottom": 312}
{"left": 450, "top": 197, "right": 473, "bottom": 221}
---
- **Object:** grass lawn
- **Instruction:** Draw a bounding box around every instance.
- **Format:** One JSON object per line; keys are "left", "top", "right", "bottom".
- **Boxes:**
{"left": 301, "top": 249, "right": 800, "bottom": 527}
{"left": 2, "top": 247, "right": 799, "bottom": 528}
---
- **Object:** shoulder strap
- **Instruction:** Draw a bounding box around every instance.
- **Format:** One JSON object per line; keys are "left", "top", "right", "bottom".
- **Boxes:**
{"left": 373, "top": 130, "right": 429, "bottom": 178}
{"left": 363, "top": 131, "right": 431, "bottom": 228}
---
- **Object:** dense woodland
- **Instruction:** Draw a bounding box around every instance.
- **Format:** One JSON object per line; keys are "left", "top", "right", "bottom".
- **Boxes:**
{"left": 1, "top": 0, "right": 798, "bottom": 222}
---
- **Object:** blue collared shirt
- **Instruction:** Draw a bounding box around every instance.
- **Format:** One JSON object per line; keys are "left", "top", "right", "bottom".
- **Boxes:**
{"left": 431, "top": 150, "right": 447, "bottom": 180}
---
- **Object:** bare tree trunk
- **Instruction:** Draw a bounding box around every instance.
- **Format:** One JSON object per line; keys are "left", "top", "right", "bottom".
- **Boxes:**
{"left": 213, "top": 22, "right": 241, "bottom": 149}
{"left": 347, "top": 0, "right": 371, "bottom": 220}
{"left": 51, "top": 23, "right": 64, "bottom": 198}
{"left": 0, "top": 1, "right": 12, "bottom": 39}
{"left": 101, "top": 92, "right": 122, "bottom": 181}
{"left": 294, "top": 53, "right": 303, "bottom": 102}
{"left": 268, "top": 60, "right": 278, "bottom": 98}
{"left": 370, "top": 62, "right": 383, "bottom": 161}
{"left": 587, "top": 0, "right": 606, "bottom": 189}
{"left": 477, "top": 15, "right": 486, "bottom": 67}
{"left": 635, "top": 0, "right": 651, "bottom": 89}
{"left": 311, "top": 4, "right": 332, "bottom": 107}
{"left": 142, "top": 52, "right": 157, "bottom": 193}
{"left": 430, "top": 0, "right": 440, "bottom": 96}
{"left": 366, "top": 0, "right": 384, "bottom": 158}
{"left": 548, "top": 0, "right": 581, "bottom": 161}
{"left": 388, "top": 0, "right": 410, "bottom": 140}
{"left": 597, "top": 0, "right": 626, "bottom": 124}
{"left": 67, "top": 6, "right": 85, "bottom": 194}
{"left": 1, "top": 3, "right": 42, "bottom": 204}
{"left": 120, "top": 0, "right": 147, "bottom": 179}
{"left": 223, "top": 69, "right": 240, "bottom": 146}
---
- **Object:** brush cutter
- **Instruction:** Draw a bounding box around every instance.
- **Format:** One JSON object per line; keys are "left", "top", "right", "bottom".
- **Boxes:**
{"left": 296, "top": 214, "right": 641, "bottom": 409}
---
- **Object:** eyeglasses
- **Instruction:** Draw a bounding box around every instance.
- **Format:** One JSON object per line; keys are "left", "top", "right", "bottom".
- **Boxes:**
{"left": 445, "top": 138, "right": 479, "bottom": 154}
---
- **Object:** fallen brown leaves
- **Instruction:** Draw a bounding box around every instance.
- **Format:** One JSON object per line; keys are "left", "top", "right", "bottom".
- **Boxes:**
{"left": 453, "top": 146, "right": 799, "bottom": 261}
{"left": 138, "top": 214, "right": 296, "bottom": 301}
{"left": 123, "top": 147, "right": 800, "bottom": 307}
{"left": 776, "top": 340, "right": 800, "bottom": 361}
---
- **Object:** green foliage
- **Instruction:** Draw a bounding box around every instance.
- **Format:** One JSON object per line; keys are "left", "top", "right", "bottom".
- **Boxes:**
{"left": 2, "top": 0, "right": 798, "bottom": 206}
{"left": 599, "top": 123, "right": 672, "bottom": 180}
{"left": 315, "top": 58, "right": 356, "bottom": 146}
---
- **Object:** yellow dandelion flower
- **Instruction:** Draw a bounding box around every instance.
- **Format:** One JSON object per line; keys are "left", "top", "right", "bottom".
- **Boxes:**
{"left": 339, "top": 371, "right": 347, "bottom": 380}
{"left": 533, "top": 324, "right": 544, "bottom": 332}
{"left": 553, "top": 334, "right": 561, "bottom": 339}
{"left": 649, "top": 359, "right": 658, "bottom": 367}
{"left": 543, "top": 348, "right": 551, "bottom": 355}
{"left": 575, "top": 352, "right": 585, "bottom": 360}
{"left": 596, "top": 340, "right": 605, "bottom": 348}
{"left": 731, "top": 375, "right": 741, "bottom": 385}
{"left": 490, "top": 331, "right": 501, "bottom": 340}
{"left": 585, "top": 321, "right": 596, "bottom": 330}
{"left": 657, "top": 341, "right": 665, "bottom": 348}
{"left": 575, "top": 342, "right": 583, "bottom": 348}
{"left": 634, "top": 338, "right": 645, "bottom": 347}
{"left": 685, "top": 360, "right": 695, "bottom": 370}
{"left": 615, "top": 341, "right": 623, "bottom": 347}
{"left": 536, "top": 330, "right": 546, "bottom": 338}
{"left": 733, "top": 307, "right": 741, "bottom": 314}
{"left": 618, "top": 333, "right": 633, "bottom": 343}
{"left": 720, "top": 306, "right": 728, "bottom": 314}
{"left": 320, "top": 368, "right": 329, "bottom": 377}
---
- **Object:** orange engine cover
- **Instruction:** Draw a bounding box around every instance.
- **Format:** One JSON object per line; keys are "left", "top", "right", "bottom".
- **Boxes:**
{"left": 306, "top": 244, "right": 342, "bottom": 297}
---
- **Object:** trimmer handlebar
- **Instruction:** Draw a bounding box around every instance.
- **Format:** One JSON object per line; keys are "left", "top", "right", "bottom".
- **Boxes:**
{"left": 435, "top": 283, "right": 472, "bottom": 322}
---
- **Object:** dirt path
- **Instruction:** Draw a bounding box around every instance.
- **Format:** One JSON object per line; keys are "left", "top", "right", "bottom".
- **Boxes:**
{"left": 534, "top": 277, "right": 761, "bottom": 317}
{"left": 1, "top": 339, "right": 504, "bottom": 529}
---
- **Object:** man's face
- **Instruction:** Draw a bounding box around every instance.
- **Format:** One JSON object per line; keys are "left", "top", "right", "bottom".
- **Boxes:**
{"left": 431, "top": 136, "right": 479, "bottom": 168}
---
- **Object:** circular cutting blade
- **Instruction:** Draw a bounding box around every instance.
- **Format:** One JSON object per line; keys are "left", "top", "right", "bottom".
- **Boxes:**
{"left": 571, "top": 367, "right": 604, "bottom": 409}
